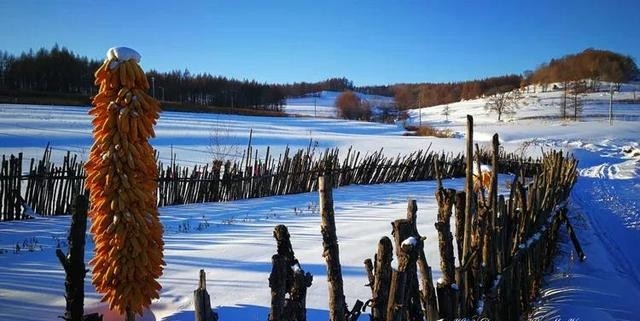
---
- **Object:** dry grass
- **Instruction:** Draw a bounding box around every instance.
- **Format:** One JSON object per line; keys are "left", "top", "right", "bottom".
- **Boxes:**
{"left": 404, "top": 124, "right": 454, "bottom": 138}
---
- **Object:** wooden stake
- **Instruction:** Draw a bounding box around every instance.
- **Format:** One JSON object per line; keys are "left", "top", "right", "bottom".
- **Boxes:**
{"left": 372, "top": 237, "right": 393, "bottom": 321}
{"left": 406, "top": 199, "right": 439, "bottom": 321}
{"left": 55, "top": 194, "right": 89, "bottom": 321}
{"left": 462, "top": 115, "right": 474, "bottom": 265}
{"left": 560, "top": 209, "right": 586, "bottom": 261}
{"left": 194, "top": 270, "right": 218, "bottom": 321}
{"left": 268, "top": 255, "right": 287, "bottom": 321}
{"left": 319, "top": 175, "right": 346, "bottom": 321}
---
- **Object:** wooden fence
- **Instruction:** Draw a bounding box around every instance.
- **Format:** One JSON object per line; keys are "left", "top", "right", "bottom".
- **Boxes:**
{"left": 1, "top": 136, "right": 546, "bottom": 221}
{"left": 48, "top": 116, "right": 579, "bottom": 321}
{"left": 0, "top": 147, "right": 87, "bottom": 221}
{"left": 0, "top": 144, "right": 467, "bottom": 221}
{"left": 156, "top": 146, "right": 466, "bottom": 206}
{"left": 256, "top": 134, "right": 578, "bottom": 321}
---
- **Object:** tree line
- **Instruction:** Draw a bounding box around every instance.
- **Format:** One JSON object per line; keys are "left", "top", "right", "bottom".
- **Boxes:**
{"left": 526, "top": 48, "right": 639, "bottom": 90}
{"left": 0, "top": 45, "right": 355, "bottom": 110}
{"left": 0, "top": 45, "right": 101, "bottom": 95}
{"left": 0, "top": 45, "right": 637, "bottom": 113}
{"left": 357, "top": 75, "right": 523, "bottom": 110}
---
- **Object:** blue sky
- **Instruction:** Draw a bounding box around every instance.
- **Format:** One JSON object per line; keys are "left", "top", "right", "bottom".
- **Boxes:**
{"left": 1, "top": 0, "right": 638, "bottom": 86}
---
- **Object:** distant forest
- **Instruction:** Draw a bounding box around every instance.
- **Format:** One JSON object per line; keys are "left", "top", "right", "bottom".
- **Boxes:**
{"left": 358, "top": 75, "right": 523, "bottom": 109}
{"left": 527, "top": 48, "right": 638, "bottom": 89}
{"left": 0, "top": 45, "right": 637, "bottom": 111}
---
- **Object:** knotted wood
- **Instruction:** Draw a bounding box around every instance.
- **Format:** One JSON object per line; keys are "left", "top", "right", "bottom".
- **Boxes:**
{"left": 371, "top": 237, "right": 393, "bottom": 321}
{"left": 319, "top": 175, "right": 346, "bottom": 321}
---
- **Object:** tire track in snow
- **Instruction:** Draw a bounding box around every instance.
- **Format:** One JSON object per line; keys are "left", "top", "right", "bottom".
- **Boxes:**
{"left": 572, "top": 181, "right": 640, "bottom": 287}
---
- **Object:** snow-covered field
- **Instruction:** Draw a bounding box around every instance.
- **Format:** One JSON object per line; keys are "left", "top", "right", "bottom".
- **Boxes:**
{"left": 283, "top": 91, "right": 394, "bottom": 118}
{"left": 0, "top": 86, "right": 639, "bottom": 320}
{"left": 0, "top": 102, "right": 416, "bottom": 168}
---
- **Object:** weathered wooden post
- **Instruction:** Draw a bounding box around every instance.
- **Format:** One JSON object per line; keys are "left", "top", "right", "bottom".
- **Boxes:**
{"left": 400, "top": 202, "right": 423, "bottom": 321}
{"left": 364, "top": 258, "right": 375, "bottom": 293}
{"left": 434, "top": 188, "right": 458, "bottom": 320}
{"left": 319, "top": 175, "right": 347, "bottom": 321}
{"left": 463, "top": 114, "right": 474, "bottom": 266}
{"left": 460, "top": 115, "right": 475, "bottom": 316}
{"left": 406, "top": 199, "right": 438, "bottom": 321}
{"left": 194, "top": 270, "right": 218, "bottom": 321}
{"left": 560, "top": 209, "right": 586, "bottom": 261}
{"left": 56, "top": 194, "right": 100, "bottom": 321}
{"left": 272, "top": 224, "right": 313, "bottom": 321}
{"left": 269, "top": 255, "right": 288, "bottom": 321}
{"left": 371, "top": 237, "right": 393, "bottom": 321}
{"left": 386, "top": 232, "right": 418, "bottom": 321}
{"left": 454, "top": 192, "right": 465, "bottom": 267}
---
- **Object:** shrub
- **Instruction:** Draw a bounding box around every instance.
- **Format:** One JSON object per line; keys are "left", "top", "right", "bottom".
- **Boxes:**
{"left": 336, "top": 91, "right": 371, "bottom": 120}
{"left": 404, "top": 124, "right": 454, "bottom": 138}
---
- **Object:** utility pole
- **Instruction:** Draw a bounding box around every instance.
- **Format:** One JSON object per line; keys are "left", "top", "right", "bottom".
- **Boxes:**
{"left": 609, "top": 82, "right": 613, "bottom": 126}
{"left": 314, "top": 96, "right": 317, "bottom": 118}
{"left": 151, "top": 76, "right": 156, "bottom": 99}
{"left": 418, "top": 96, "right": 423, "bottom": 127}
{"left": 158, "top": 86, "right": 165, "bottom": 101}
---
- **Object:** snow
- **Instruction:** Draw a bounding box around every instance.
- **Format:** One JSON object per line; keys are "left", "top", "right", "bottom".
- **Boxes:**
{"left": 472, "top": 163, "right": 493, "bottom": 175}
{"left": 1, "top": 85, "right": 639, "bottom": 320}
{"left": 283, "top": 91, "right": 394, "bottom": 118}
{"left": 401, "top": 236, "right": 418, "bottom": 248}
{"left": 476, "top": 298, "right": 484, "bottom": 315}
{"left": 0, "top": 103, "right": 424, "bottom": 168}
{"left": 107, "top": 47, "right": 141, "bottom": 63}
{"left": 0, "top": 179, "right": 467, "bottom": 321}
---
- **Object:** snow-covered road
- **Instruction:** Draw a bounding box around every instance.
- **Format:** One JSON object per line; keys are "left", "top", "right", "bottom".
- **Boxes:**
{"left": 532, "top": 141, "right": 640, "bottom": 320}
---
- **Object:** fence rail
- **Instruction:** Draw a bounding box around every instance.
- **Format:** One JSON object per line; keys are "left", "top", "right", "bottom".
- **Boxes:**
{"left": 1, "top": 142, "right": 543, "bottom": 221}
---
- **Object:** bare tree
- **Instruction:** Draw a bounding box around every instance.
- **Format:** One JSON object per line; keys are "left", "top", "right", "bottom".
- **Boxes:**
{"left": 568, "top": 81, "right": 587, "bottom": 121}
{"left": 560, "top": 81, "right": 569, "bottom": 120}
{"left": 441, "top": 105, "right": 450, "bottom": 122}
{"left": 207, "top": 118, "right": 242, "bottom": 163}
{"left": 484, "top": 86, "right": 522, "bottom": 121}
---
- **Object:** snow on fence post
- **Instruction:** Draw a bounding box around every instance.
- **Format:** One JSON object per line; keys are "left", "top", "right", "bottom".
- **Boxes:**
{"left": 271, "top": 224, "right": 313, "bottom": 321}
{"left": 194, "top": 270, "right": 218, "bottom": 321}
{"left": 434, "top": 188, "right": 458, "bottom": 320}
{"left": 318, "top": 174, "right": 347, "bottom": 321}
{"left": 388, "top": 216, "right": 422, "bottom": 321}
{"left": 406, "top": 199, "right": 439, "bottom": 321}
